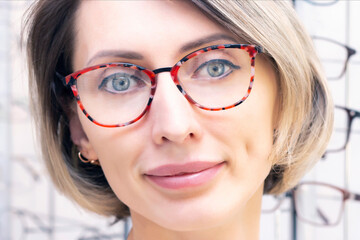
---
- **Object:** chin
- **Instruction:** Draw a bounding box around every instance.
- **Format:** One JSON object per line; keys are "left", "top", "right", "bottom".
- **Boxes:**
{"left": 155, "top": 210, "right": 230, "bottom": 232}
{"left": 147, "top": 195, "right": 245, "bottom": 232}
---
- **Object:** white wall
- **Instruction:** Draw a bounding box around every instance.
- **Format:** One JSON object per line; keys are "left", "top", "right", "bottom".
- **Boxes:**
{"left": 0, "top": 1, "right": 127, "bottom": 240}
{"left": 261, "top": 1, "right": 360, "bottom": 240}
{"left": 0, "top": 1, "right": 359, "bottom": 240}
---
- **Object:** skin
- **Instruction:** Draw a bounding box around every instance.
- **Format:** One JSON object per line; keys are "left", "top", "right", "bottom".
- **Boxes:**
{"left": 71, "top": 1, "right": 279, "bottom": 239}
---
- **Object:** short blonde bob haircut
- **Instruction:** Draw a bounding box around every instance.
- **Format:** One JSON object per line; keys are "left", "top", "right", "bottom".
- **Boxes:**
{"left": 25, "top": 0, "right": 333, "bottom": 219}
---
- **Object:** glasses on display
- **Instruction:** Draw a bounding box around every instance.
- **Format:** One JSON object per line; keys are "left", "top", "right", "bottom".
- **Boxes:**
{"left": 292, "top": 0, "right": 339, "bottom": 7}
{"left": 7, "top": 208, "right": 124, "bottom": 240}
{"left": 312, "top": 36, "right": 356, "bottom": 80}
{"left": 262, "top": 191, "right": 292, "bottom": 214}
{"left": 57, "top": 44, "right": 263, "bottom": 128}
{"left": 262, "top": 181, "right": 360, "bottom": 226}
{"left": 323, "top": 105, "right": 360, "bottom": 157}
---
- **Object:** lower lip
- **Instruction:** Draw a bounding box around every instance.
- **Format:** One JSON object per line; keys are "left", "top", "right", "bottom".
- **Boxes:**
{"left": 145, "top": 162, "right": 225, "bottom": 190}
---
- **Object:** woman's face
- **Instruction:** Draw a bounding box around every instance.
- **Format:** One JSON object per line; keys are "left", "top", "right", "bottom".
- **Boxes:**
{"left": 73, "top": 0, "right": 278, "bottom": 232}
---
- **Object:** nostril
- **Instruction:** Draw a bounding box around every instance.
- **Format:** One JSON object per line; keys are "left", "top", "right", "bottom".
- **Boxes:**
{"left": 159, "top": 131, "right": 194, "bottom": 144}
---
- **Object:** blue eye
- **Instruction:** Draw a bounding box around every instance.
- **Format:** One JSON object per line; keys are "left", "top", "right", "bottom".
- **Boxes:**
{"left": 193, "top": 59, "right": 240, "bottom": 80}
{"left": 207, "top": 61, "right": 225, "bottom": 77}
{"left": 99, "top": 72, "right": 144, "bottom": 93}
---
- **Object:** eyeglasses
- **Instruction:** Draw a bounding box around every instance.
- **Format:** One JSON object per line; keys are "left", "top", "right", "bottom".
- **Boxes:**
{"left": 262, "top": 181, "right": 360, "bottom": 226}
{"left": 324, "top": 105, "right": 360, "bottom": 156}
{"left": 312, "top": 36, "right": 356, "bottom": 80}
{"left": 7, "top": 208, "right": 125, "bottom": 240}
{"left": 292, "top": 0, "right": 339, "bottom": 7}
{"left": 57, "top": 44, "right": 263, "bottom": 128}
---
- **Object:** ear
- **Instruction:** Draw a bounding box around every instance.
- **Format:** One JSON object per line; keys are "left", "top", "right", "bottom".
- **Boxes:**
{"left": 69, "top": 113, "right": 98, "bottom": 161}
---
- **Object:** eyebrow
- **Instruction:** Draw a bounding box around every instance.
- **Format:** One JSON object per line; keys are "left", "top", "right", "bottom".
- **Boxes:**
{"left": 85, "top": 33, "right": 238, "bottom": 67}
{"left": 86, "top": 50, "right": 144, "bottom": 66}
{"left": 179, "top": 33, "right": 238, "bottom": 53}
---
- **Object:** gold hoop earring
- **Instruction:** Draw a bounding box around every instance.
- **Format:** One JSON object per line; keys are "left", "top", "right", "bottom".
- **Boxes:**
{"left": 78, "top": 152, "right": 100, "bottom": 166}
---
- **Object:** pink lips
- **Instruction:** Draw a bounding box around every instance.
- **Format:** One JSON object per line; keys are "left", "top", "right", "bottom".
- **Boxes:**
{"left": 144, "top": 161, "right": 225, "bottom": 190}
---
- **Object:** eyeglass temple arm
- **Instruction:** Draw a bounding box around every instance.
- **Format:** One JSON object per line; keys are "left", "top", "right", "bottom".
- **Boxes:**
{"left": 55, "top": 71, "right": 72, "bottom": 86}
{"left": 353, "top": 108, "right": 360, "bottom": 118}
{"left": 345, "top": 107, "right": 360, "bottom": 144}
{"left": 349, "top": 192, "right": 360, "bottom": 201}
{"left": 340, "top": 45, "right": 356, "bottom": 78}
{"left": 331, "top": 105, "right": 360, "bottom": 151}
{"left": 346, "top": 46, "right": 357, "bottom": 57}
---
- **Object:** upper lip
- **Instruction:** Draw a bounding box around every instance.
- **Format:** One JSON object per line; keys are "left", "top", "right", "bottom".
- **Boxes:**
{"left": 144, "top": 161, "right": 224, "bottom": 177}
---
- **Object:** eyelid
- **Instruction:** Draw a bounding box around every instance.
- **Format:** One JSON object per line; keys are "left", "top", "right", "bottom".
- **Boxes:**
{"left": 191, "top": 59, "right": 240, "bottom": 81}
{"left": 194, "top": 59, "right": 240, "bottom": 73}
{"left": 98, "top": 71, "right": 129, "bottom": 89}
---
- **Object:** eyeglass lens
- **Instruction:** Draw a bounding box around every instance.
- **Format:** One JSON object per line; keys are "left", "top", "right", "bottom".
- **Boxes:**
{"left": 305, "top": 0, "right": 339, "bottom": 6}
{"left": 261, "top": 194, "right": 288, "bottom": 213}
{"left": 178, "top": 48, "right": 251, "bottom": 108}
{"left": 76, "top": 66, "right": 152, "bottom": 125}
{"left": 312, "top": 38, "right": 350, "bottom": 80}
{"left": 327, "top": 107, "right": 350, "bottom": 152}
{"left": 75, "top": 48, "right": 252, "bottom": 126}
{"left": 294, "top": 183, "right": 345, "bottom": 226}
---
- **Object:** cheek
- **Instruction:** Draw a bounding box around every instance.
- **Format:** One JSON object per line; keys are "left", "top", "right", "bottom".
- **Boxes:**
{"left": 78, "top": 111, "right": 144, "bottom": 183}
{"left": 229, "top": 111, "right": 274, "bottom": 173}
{"left": 214, "top": 101, "right": 275, "bottom": 163}
{"left": 226, "top": 109, "right": 274, "bottom": 205}
{"left": 208, "top": 67, "right": 277, "bottom": 178}
{"left": 241, "top": 101, "right": 276, "bottom": 159}
{"left": 238, "top": 58, "right": 278, "bottom": 165}
{"left": 84, "top": 127, "right": 147, "bottom": 206}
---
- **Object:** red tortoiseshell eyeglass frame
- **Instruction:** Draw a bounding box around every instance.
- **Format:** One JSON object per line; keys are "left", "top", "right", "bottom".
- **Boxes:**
{"left": 58, "top": 44, "right": 263, "bottom": 128}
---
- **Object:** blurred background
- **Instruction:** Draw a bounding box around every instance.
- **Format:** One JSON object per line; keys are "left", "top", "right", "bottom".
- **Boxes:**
{"left": 0, "top": 0, "right": 359, "bottom": 239}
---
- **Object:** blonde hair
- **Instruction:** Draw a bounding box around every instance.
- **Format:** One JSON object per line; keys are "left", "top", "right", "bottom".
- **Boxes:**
{"left": 25, "top": 0, "right": 333, "bottom": 218}
{"left": 192, "top": 0, "right": 333, "bottom": 193}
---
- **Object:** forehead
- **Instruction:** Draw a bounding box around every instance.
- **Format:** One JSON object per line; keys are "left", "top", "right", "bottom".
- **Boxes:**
{"left": 73, "top": 1, "right": 235, "bottom": 69}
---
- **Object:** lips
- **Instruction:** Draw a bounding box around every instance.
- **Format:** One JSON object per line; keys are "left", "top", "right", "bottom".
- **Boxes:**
{"left": 144, "top": 161, "right": 225, "bottom": 190}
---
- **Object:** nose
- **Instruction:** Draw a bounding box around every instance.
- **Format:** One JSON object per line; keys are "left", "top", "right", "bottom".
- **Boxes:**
{"left": 148, "top": 71, "right": 203, "bottom": 145}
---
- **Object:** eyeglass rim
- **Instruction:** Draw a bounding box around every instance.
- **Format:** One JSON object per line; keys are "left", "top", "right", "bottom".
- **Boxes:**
{"left": 293, "top": 0, "right": 339, "bottom": 7}
{"left": 261, "top": 192, "right": 289, "bottom": 213}
{"left": 263, "top": 181, "right": 360, "bottom": 226}
{"left": 323, "top": 105, "right": 360, "bottom": 156}
{"left": 293, "top": 181, "right": 350, "bottom": 226}
{"left": 311, "top": 36, "right": 356, "bottom": 80}
{"left": 59, "top": 43, "right": 263, "bottom": 128}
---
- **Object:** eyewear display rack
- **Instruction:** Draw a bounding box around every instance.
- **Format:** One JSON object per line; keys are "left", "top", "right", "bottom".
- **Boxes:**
{"left": 292, "top": 1, "right": 356, "bottom": 240}
{"left": 0, "top": 2, "right": 12, "bottom": 240}
{"left": 0, "top": 1, "right": 359, "bottom": 240}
